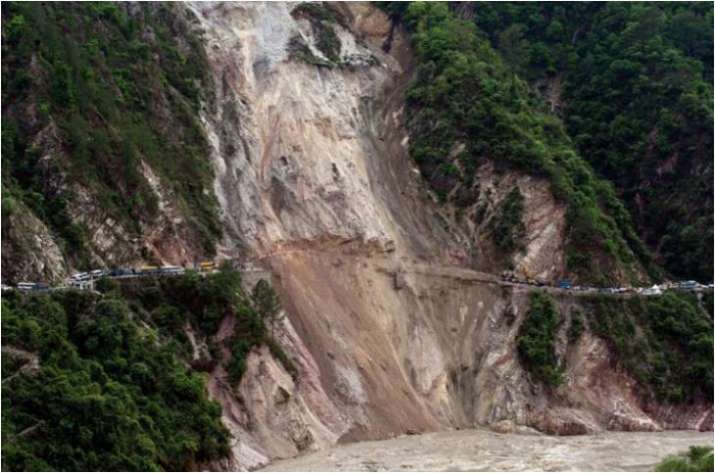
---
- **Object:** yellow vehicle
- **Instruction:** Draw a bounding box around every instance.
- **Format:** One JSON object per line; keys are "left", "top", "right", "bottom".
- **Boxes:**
{"left": 199, "top": 261, "right": 216, "bottom": 272}
{"left": 138, "top": 266, "right": 159, "bottom": 275}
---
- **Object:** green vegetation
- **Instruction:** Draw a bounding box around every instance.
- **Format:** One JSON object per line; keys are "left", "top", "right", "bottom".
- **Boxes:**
{"left": 702, "top": 292, "right": 714, "bottom": 319}
{"left": 1, "top": 3, "right": 221, "bottom": 263}
{"left": 253, "top": 279, "right": 283, "bottom": 329}
{"left": 291, "top": 3, "right": 342, "bottom": 63}
{"left": 516, "top": 291, "right": 562, "bottom": 387}
{"left": 583, "top": 291, "right": 713, "bottom": 403}
{"left": 471, "top": 3, "right": 713, "bottom": 282}
{"left": 1, "top": 270, "right": 295, "bottom": 470}
{"left": 117, "top": 271, "right": 293, "bottom": 386}
{"left": 516, "top": 289, "right": 712, "bottom": 399}
{"left": 568, "top": 310, "right": 585, "bottom": 342}
{"left": 121, "top": 269, "right": 247, "bottom": 337}
{"left": 1, "top": 290, "right": 229, "bottom": 471}
{"left": 398, "top": 2, "right": 657, "bottom": 284}
{"left": 656, "top": 445, "right": 714, "bottom": 472}
{"left": 287, "top": 35, "right": 333, "bottom": 68}
{"left": 488, "top": 186, "right": 525, "bottom": 252}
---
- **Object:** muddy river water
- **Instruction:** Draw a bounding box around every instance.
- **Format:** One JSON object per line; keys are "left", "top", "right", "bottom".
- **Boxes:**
{"left": 263, "top": 429, "right": 713, "bottom": 471}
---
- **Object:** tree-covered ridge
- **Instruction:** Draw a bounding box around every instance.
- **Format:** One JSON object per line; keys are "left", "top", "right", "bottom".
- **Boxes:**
{"left": 1, "top": 291, "right": 228, "bottom": 471}
{"left": 1, "top": 2, "right": 221, "bottom": 266}
{"left": 400, "top": 2, "right": 656, "bottom": 284}
{"left": 470, "top": 2, "right": 714, "bottom": 282}
{"left": 1, "top": 270, "right": 291, "bottom": 471}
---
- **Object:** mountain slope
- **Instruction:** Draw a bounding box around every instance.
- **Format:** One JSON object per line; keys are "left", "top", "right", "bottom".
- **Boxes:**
{"left": 467, "top": 2, "right": 714, "bottom": 282}
{"left": 2, "top": 2, "right": 220, "bottom": 282}
{"left": 1, "top": 2, "right": 712, "bottom": 471}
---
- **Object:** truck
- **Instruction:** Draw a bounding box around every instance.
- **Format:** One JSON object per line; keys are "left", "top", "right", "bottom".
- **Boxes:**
{"left": 138, "top": 266, "right": 159, "bottom": 275}
{"left": 199, "top": 261, "right": 216, "bottom": 273}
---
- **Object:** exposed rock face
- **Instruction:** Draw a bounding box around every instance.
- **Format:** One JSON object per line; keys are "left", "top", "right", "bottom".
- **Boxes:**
{"left": 2, "top": 199, "right": 68, "bottom": 284}
{"left": 188, "top": 2, "right": 712, "bottom": 470}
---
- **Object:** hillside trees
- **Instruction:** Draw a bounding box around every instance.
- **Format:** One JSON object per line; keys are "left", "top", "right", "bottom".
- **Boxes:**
{"left": 2, "top": 270, "right": 295, "bottom": 470}
{"left": 402, "top": 2, "right": 657, "bottom": 284}
{"left": 471, "top": 2, "right": 714, "bottom": 282}
{"left": 1, "top": 2, "right": 222, "bottom": 264}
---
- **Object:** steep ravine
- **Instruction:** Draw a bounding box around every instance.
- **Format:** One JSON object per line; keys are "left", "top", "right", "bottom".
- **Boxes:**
{"left": 185, "top": 3, "right": 712, "bottom": 470}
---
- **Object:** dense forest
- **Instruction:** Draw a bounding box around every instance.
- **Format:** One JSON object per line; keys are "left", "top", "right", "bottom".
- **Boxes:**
{"left": 384, "top": 1, "right": 713, "bottom": 283}
{"left": 468, "top": 1, "right": 713, "bottom": 283}
{"left": 1, "top": 270, "right": 288, "bottom": 470}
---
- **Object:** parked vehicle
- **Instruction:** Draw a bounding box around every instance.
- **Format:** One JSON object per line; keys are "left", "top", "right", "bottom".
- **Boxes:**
{"left": 558, "top": 280, "right": 572, "bottom": 289}
{"left": 109, "top": 268, "right": 134, "bottom": 277}
{"left": 641, "top": 285, "right": 662, "bottom": 296}
{"left": 672, "top": 281, "right": 697, "bottom": 290}
{"left": 198, "top": 261, "right": 216, "bottom": 272}
{"left": 137, "top": 266, "right": 160, "bottom": 275}
{"left": 159, "top": 266, "right": 184, "bottom": 275}
{"left": 15, "top": 282, "right": 49, "bottom": 291}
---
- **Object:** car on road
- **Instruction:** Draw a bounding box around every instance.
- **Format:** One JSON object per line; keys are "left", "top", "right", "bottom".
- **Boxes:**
{"left": 159, "top": 265, "right": 184, "bottom": 275}
{"left": 109, "top": 268, "right": 134, "bottom": 277}
{"left": 90, "top": 269, "right": 106, "bottom": 278}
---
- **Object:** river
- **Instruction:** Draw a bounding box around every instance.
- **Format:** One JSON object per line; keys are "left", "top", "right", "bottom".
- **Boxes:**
{"left": 262, "top": 429, "right": 713, "bottom": 471}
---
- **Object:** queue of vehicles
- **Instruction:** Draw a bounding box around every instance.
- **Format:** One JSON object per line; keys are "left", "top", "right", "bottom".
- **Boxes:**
{"left": 3, "top": 265, "right": 712, "bottom": 294}
{"left": 499, "top": 271, "right": 713, "bottom": 294}
{"left": 2, "top": 261, "right": 219, "bottom": 292}
{"left": 68, "top": 265, "right": 186, "bottom": 285}
{"left": 67, "top": 262, "right": 217, "bottom": 287}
